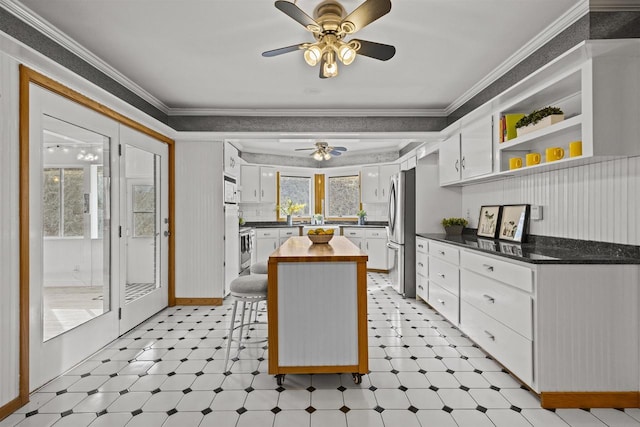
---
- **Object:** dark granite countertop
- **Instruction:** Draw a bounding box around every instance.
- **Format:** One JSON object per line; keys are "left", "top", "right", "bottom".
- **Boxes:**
{"left": 245, "top": 221, "right": 388, "bottom": 229}
{"left": 417, "top": 232, "right": 640, "bottom": 265}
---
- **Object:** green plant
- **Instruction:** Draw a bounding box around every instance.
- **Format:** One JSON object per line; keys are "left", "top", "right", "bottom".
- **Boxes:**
{"left": 277, "top": 198, "right": 305, "bottom": 216}
{"left": 356, "top": 209, "right": 366, "bottom": 218}
{"left": 441, "top": 217, "right": 468, "bottom": 227}
{"left": 515, "top": 106, "right": 563, "bottom": 128}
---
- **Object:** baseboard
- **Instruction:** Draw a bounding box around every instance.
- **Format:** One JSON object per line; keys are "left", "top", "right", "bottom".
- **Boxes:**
{"left": 0, "top": 397, "right": 24, "bottom": 421}
{"left": 174, "top": 298, "right": 223, "bottom": 306}
{"left": 367, "top": 268, "right": 388, "bottom": 273}
{"left": 540, "top": 391, "right": 640, "bottom": 408}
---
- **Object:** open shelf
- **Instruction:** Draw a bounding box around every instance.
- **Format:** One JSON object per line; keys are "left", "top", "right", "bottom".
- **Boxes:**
{"left": 499, "top": 114, "right": 582, "bottom": 152}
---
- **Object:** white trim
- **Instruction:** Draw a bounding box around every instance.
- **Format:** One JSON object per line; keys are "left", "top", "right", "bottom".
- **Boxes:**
{"left": 445, "top": 0, "right": 590, "bottom": 115}
{"left": 0, "top": 0, "right": 170, "bottom": 114}
{"left": 590, "top": 0, "right": 640, "bottom": 11}
{"left": 167, "top": 107, "right": 448, "bottom": 117}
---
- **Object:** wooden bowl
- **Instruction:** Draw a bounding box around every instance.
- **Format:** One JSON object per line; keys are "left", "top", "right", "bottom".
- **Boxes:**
{"left": 308, "top": 234, "right": 333, "bottom": 244}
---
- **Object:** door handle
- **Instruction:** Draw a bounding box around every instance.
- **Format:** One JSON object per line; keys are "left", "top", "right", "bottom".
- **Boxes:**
{"left": 454, "top": 159, "right": 459, "bottom": 172}
{"left": 164, "top": 231, "right": 171, "bottom": 237}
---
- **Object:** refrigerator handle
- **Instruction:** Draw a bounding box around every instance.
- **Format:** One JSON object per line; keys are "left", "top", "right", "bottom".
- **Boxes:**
{"left": 386, "top": 242, "right": 400, "bottom": 250}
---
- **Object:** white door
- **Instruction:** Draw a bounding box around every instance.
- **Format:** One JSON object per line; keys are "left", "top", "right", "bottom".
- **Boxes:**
{"left": 378, "top": 164, "right": 399, "bottom": 201}
{"left": 119, "top": 127, "right": 169, "bottom": 333}
{"left": 360, "top": 165, "right": 379, "bottom": 203}
{"left": 29, "top": 85, "right": 120, "bottom": 390}
{"left": 461, "top": 117, "right": 493, "bottom": 180}
{"left": 438, "top": 134, "right": 461, "bottom": 185}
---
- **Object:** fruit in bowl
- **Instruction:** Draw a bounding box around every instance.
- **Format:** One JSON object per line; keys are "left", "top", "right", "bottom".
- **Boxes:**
{"left": 307, "top": 228, "right": 334, "bottom": 243}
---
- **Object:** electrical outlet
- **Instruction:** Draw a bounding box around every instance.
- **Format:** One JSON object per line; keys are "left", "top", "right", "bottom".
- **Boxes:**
{"left": 74, "top": 265, "right": 80, "bottom": 272}
{"left": 530, "top": 205, "right": 543, "bottom": 221}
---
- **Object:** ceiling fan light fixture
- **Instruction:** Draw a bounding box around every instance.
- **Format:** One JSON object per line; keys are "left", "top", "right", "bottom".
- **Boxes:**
{"left": 304, "top": 45, "right": 323, "bottom": 66}
{"left": 323, "top": 151, "right": 332, "bottom": 160}
{"left": 313, "top": 151, "right": 324, "bottom": 161}
{"left": 338, "top": 42, "right": 356, "bottom": 65}
{"left": 322, "top": 51, "right": 339, "bottom": 78}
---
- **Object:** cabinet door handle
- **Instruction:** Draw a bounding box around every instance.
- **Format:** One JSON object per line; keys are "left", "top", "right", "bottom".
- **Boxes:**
{"left": 454, "top": 159, "right": 459, "bottom": 172}
{"left": 374, "top": 189, "right": 378, "bottom": 197}
{"left": 437, "top": 273, "right": 445, "bottom": 278}
{"left": 437, "top": 299, "right": 445, "bottom": 305}
{"left": 418, "top": 244, "right": 424, "bottom": 249}
{"left": 254, "top": 190, "right": 257, "bottom": 197}
{"left": 418, "top": 262, "right": 424, "bottom": 267}
{"left": 367, "top": 242, "right": 369, "bottom": 250}
{"left": 482, "top": 264, "right": 494, "bottom": 272}
{"left": 418, "top": 284, "right": 423, "bottom": 290}
{"left": 261, "top": 189, "right": 264, "bottom": 198}
{"left": 482, "top": 294, "right": 495, "bottom": 304}
{"left": 461, "top": 156, "right": 466, "bottom": 170}
{"left": 382, "top": 189, "right": 385, "bottom": 197}
{"left": 438, "top": 250, "right": 445, "bottom": 255}
{"left": 484, "top": 330, "right": 496, "bottom": 341}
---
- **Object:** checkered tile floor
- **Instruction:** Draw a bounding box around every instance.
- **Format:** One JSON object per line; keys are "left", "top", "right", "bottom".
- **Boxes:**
{"left": 4, "top": 273, "right": 640, "bottom": 427}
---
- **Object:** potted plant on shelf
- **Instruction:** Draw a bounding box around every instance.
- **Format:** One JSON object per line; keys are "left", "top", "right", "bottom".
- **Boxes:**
{"left": 515, "top": 106, "right": 564, "bottom": 137}
{"left": 356, "top": 209, "right": 367, "bottom": 225}
{"left": 441, "top": 217, "right": 468, "bottom": 236}
{"left": 277, "top": 198, "right": 306, "bottom": 226}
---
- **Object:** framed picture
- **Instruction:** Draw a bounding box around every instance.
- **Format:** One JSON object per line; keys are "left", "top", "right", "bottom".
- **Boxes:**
{"left": 499, "top": 204, "right": 530, "bottom": 242}
{"left": 477, "top": 205, "right": 502, "bottom": 238}
{"left": 477, "top": 238, "right": 498, "bottom": 251}
{"left": 499, "top": 241, "right": 523, "bottom": 257}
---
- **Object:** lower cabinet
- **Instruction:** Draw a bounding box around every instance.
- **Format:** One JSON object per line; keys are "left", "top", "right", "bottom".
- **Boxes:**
{"left": 343, "top": 227, "right": 388, "bottom": 270}
{"left": 256, "top": 229, "right": 279, "bottom": 264}
{"left": 419, "top": 237, "right": 640, "bottom": 404}
{"left": 416, "top": 237, "right": 428, "bottom": 301}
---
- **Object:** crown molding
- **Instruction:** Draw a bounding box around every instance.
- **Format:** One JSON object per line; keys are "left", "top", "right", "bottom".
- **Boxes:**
{"left": 590, "top": 0, "right": 640, "bottom": 11}
{"left": 445, "top": 0, "right": 590, "bottom": 115}
{"left": 0, "top": 0, "right": 170, "bottom": 114}
{"left": 167, "top": 107, "right": 448, "bottom": 117}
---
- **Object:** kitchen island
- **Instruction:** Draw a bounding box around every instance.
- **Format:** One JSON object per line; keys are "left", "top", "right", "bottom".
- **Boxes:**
{"left": 267, "top": 236, "right": 368, "bottom": 385}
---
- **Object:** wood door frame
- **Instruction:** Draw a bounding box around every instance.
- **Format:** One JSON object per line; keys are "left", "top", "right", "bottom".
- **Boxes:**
{"left": 18, "top": 65, "right": 175, "bottom": 405}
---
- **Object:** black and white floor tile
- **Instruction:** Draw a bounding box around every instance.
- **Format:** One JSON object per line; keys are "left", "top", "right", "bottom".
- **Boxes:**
{"left": 3, "top": 273, "right": 640, "bottom": 427}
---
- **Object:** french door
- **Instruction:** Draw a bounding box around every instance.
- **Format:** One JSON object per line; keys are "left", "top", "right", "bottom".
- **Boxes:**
{"left": 119, "top": 128, "right": 168, "bottom": 333}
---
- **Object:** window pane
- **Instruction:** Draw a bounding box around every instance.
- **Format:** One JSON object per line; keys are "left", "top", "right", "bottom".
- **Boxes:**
{"left": 63, "top": 168, "right": 85, "bottom": 237}
{"left": 133, "top": 212, "right": 155, "bottom": 237}
{"left": 328, "top": 175, "right": 359, "bottom": 217}
{"left": 133, "top": 184, "right": 155, "bottom": 212}
{"left": 279, "top": 176, "right": 311, "bottom": 216}
{"left": 43, "top": 168, "right": 61, "bottom": 236}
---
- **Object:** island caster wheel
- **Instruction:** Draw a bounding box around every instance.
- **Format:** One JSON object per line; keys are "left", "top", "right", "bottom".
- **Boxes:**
{"left": 276, "top": 374, "right": 285, "bottom": 386}
{"left": 352, "top": 373, "right": 362, "bottom": 384}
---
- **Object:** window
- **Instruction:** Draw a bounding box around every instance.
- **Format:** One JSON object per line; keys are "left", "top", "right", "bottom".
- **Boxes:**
{"left": 132, "top": 184, "right": 156, "bottom": 237}
{"left": 279, "top": 175, "right": 311, "bottom": 217}
{"left": 43, "top": 167, "right": 85, "bottom": 237}
{"left": 327, "top": 175, "right": 359, "bottom": 217}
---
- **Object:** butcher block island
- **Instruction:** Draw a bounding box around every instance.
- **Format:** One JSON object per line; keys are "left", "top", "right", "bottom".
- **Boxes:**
{"left": 267, "top": 236, "right": 369, "bottom": 385}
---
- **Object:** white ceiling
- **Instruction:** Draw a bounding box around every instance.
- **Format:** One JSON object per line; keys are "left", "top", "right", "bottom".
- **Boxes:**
{"left": 13, "top": 0, "right": 582, "bottom": 157}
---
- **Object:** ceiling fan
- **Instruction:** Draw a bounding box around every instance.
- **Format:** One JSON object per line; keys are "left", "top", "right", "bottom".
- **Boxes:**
{"left": 262, "top": 0, "right": 395, "bottom": 78}
{"left": 295, "top": 142, "right": 347, "bottom": 160}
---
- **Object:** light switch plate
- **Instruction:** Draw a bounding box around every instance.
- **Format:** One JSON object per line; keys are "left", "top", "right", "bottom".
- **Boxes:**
{"left": 530, "top": 205, "right": 543, "bottom": 221}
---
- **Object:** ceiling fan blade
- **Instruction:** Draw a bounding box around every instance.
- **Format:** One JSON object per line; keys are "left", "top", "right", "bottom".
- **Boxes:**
{"left": 340, "top": 0, "right": 391, "bottom": 34}
{"left": 329, "top": 150, "right": 343, "bottom": 156}
{"left": 262, "top": 44, "right": 304, "bottom": 57}
{"left": 275, "top": 1, "right": 322, "bottom": 33}
{"left": 353, "top": 39, "right": 396, "bottom": 61}
{"left": 331, "top": 146, "right": 347, "bottom": 151}
{"left": 294, "top": 148, "right": 315, "bottom": 151}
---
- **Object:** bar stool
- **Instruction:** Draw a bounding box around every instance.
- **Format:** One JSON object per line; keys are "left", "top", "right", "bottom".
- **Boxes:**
{"left": 224, "top": 274, "right": 268, "bottom": 372}
{"left": 250, "top": 261, "right": 268, "bottom": 275}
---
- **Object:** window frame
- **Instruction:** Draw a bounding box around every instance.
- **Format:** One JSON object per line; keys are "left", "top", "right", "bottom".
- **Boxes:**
{"left": 277, "top": 172, "right": 314, "bottom": 222}
{"left": 324, "top": 170, "right": 361, "bottom": 221}
{"left": 42, "top": 165, "right": 88, "bottom": 239}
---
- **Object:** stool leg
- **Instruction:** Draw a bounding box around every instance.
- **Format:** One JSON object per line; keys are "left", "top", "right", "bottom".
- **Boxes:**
{"left": 237, "top": 301, "right": 248, "bottom": 357}
{"left": 247, "top": 301, "right": 255, "bottom": 330}
{"left": 224, "top": 299, "right": 239, "bottom": 372}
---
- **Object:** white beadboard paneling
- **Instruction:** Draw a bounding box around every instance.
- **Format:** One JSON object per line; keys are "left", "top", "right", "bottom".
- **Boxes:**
{"left": 462, "top": 157, "right": 640, "bottom": 245}
{"left": 174, "top": 141, "right": 224, "bottom": 298}
{"left": 277, "top": 262, "right": 358, "bottom": 367}
{"left": 0, "top": 52, "right": 20, "bottom": 407}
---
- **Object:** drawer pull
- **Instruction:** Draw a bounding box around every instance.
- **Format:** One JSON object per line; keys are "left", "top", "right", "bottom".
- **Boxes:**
{"left": 437, "top": 273, "right": 445, "bottom": 278}
{"left": 482, "top": 264, "right": 494, "bottom": 272}
{"left": 418, "top": 285, "right": 423, "bottom": 290}
{"left": 437, "top": 299, "right": 445, "bottom": 305}
{"left": 418, "top": 244, "right": 424, "bottom": 249}
{"left": 482, "top": 294, "right": 495, "bottom": 304}
{"left": 418, "top": 262, "right": 424, "bottom": 267}
{"left": 484, "top": 330, "right": 496, "bottom": 341}
{"left": 438, "top": 250, "right": 445, "bottom": 255}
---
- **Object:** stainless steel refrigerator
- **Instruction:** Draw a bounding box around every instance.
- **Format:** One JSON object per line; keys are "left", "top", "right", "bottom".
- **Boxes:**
{"left": 386, "top": 169, "right": 416, "bottom": 297}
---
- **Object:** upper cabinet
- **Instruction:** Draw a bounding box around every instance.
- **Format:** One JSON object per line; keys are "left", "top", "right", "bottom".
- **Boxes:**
{"left": 439, "top": 116, "right": 493, "bottom": 185}
{"left": 224, "top": 142, "right": 240, "bottom": 177}
{"left": 361, "top": 164, "right": 399, "bottom": 203}
{"left": 240, "top": 165, "right": 276, "bottom": 203}
{"left": 440, "top": 40, "right": 640, "bottom": 186}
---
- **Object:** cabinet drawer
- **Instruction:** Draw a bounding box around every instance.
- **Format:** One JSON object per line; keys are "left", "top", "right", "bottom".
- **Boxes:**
{"left": 429, "top": 241, "right": 459, "bottom": 265}
{"left": 343, "top": 228, "right": 364, "bottom": 238}
{"left": 257, "top": 229, "right": 278, "bottom": 238}
{"left": 461, "top": 250, "right": 532, "bottom": 292}
{"left": 416, "top": 252, "right": 428, "bottom": 278}
{"left": 461, "top": 270, "right": 532, "bottom": 339}
{"left": 428, "top": 256, "right": 459, "bottom": 295}
{"left": 365, "top": 228, "right": 386, "bottom": 239}
{"left": 279, "top": 228, "right": 299, "bottom": 238}
{"left": 429, "top": 282, "right": 459, "bottom": 325}
{"left": 416, "top": 274, "right": 428, "bottom": 301}
{"left": 461, "top": 301, "right": 532, "bottom": 386}
{"left": 416, "top": 237, "right": 428, "bottom": 254}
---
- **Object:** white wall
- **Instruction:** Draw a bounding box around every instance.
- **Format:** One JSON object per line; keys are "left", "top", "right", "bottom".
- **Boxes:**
{"left": 0, "top": 49, "right": 21, "bottom": 410}
{"left": 415, "top": 154, "right": 462, "bottom": 234}
{"left": 462, "top": 156, "right": 640, "bottom": 245}
{"left": 174, "top": 140, "right": 224, "bottom": 299}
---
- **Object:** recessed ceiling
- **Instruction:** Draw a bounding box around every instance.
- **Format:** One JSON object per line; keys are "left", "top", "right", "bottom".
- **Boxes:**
{"left": 12, "top": 0, "right": 582, "bottom": 157}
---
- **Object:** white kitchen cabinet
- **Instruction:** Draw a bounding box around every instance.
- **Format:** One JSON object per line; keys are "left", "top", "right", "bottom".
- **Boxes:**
{"left": 255, "top": 228, "right": 279, "bottom": 264}
{"left": 278, "top": 227, "right": 299, "bottom": 246}
{"left": 342, "top": 227, "right": 388, "bottom": 270}
{"left": 415, "top": 237, "right": 428, "bottom": 301}
{"left": 361, "top": 164, "right": 399, "bottom": 203}
{"left": 240, "top": 165, "right": 276, "bottom": 203}
{"left": 439, "top": 117, "right": 493, "bottom": 185}
{"left": 224, "top": 142, "right": 240, "bottom": 177}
